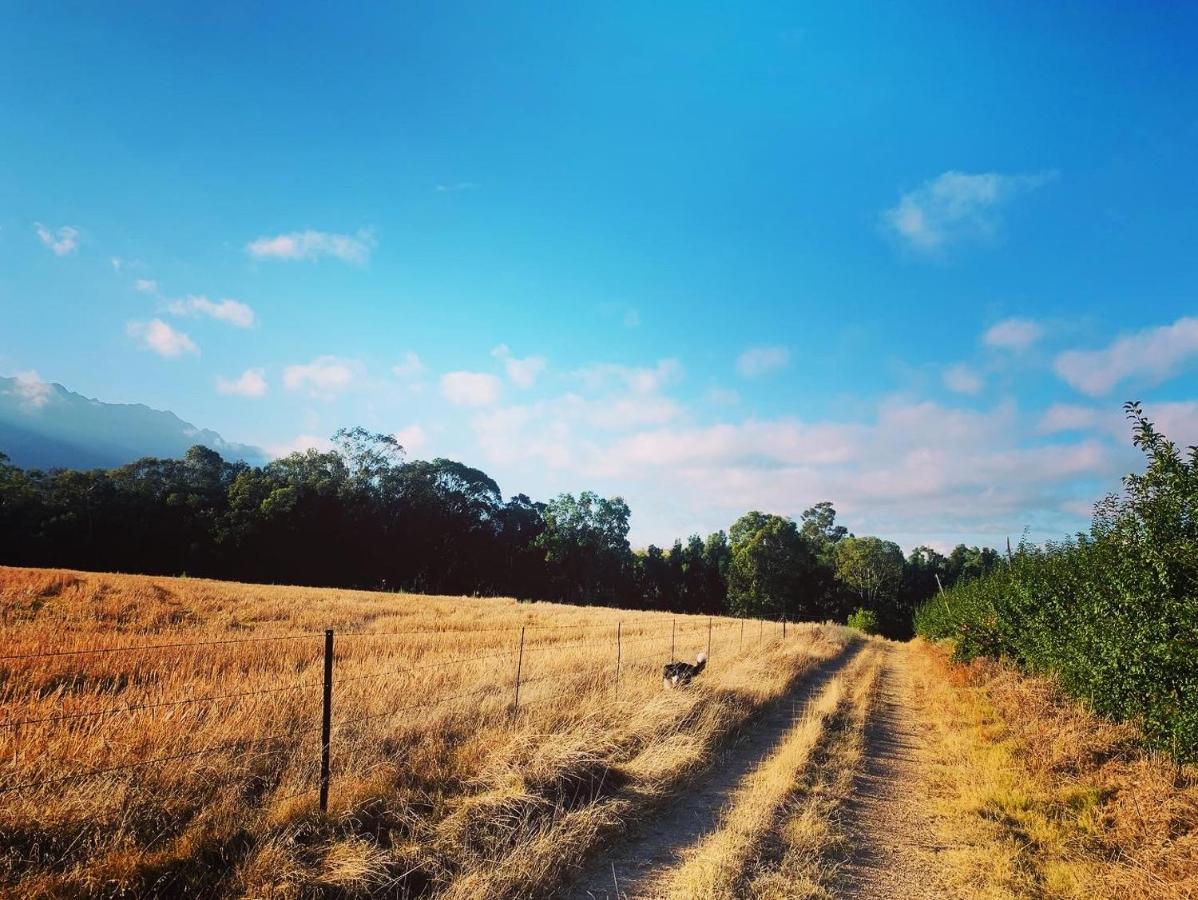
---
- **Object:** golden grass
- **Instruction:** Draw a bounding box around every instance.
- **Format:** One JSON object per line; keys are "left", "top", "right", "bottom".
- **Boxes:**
{"left": 0, "top": 566, "right": 849, "bottom": 898}
{"left": 655, "top": 643, "right": 882, "bottom": 899}
{"left": 910, "top": 639, "right": 1198, "bottom": 899}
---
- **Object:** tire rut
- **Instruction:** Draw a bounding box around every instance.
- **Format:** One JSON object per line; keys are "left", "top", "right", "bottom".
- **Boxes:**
{"left": 559, "top": 640, "right": 864, "bottom": 900}
{"left": 835, "top": 643, "right": 945, "bottom": 898}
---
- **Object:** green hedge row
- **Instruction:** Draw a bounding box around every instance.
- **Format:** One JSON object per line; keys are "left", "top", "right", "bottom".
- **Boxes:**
{"left": 915, "top": 404, "right": 1198, "bottom": 762}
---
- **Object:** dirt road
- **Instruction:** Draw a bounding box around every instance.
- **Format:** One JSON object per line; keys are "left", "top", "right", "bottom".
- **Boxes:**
{"left": 561, "top": 641, "right": 947, "bottom": 900}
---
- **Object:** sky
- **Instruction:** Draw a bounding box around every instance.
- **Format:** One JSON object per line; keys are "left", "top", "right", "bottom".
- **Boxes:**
{"left": 2, "top": 2, "right": 1198, "bottom": 551}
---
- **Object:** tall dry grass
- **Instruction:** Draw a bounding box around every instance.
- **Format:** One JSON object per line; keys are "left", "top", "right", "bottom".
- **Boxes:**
{"left": 0, "top": 566, "right": 849, "bottom": 898}
{"left": 911, "top": 640, "right": 1198, "bottom": 899}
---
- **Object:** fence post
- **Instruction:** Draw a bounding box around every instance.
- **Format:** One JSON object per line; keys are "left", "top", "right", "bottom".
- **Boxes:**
{"left": 615, "top": 622, "right": 622, "bottom": 701}
{"left": 512, "top": 626, "right": 526, "bottom": 719}
{"left": 758, "top": 619, "right": 763, "bottom": 644}
{"left": 783, "top": 616, "right": 787, "bottom": 639}
{"left": 670, "top": 618, "right": 676, "bottom": 663}
{"left": 707, "top": 617, "right": 712, "bottom": 659}
{"left": 319, "top": 628, "right": 334, "bottom": 813}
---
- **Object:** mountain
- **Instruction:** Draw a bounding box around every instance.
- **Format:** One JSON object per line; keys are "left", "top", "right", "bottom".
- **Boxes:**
{"left": 0, "top": 375, "right": 267, "bottom": 470}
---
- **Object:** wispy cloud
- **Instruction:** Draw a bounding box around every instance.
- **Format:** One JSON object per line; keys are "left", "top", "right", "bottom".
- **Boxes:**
{"left": 1037, "top": 403, "right": 1101, "bottom": 434}
{"left": 134, "top": 278, "right": 159, "bottom": 294}
{"left": 391, "top": 352, "right": 426, "bottom": 379}
{"left": 577, "top": 359, "right": 682, "bottom": 394}
{"left": 33, "top": 223, "right": 79, "bottom": 256}
{"left": 1054, "top": 315, "right": 1198, "bottom": 396}
{"left": 282, "top": 356, "right": 358, "bottom": 399}
{"left": 736, "top": 345, "right": 789, "bottom": 378}
{"left": 623, "top": 309, "right": 641, "bottom": 328}
{"left": 393, "top": 424, "right": 429, "bottom": 454}
{"left": 4, "top": 370, "right": 54, "bottom": 409}
{"left": 127, "top": 319, "right": 199, "bottom": 357}
{"left": 166, "top": 295, "right": 255, "bottom": 328}
{"left": 984, "top": 317, "right": 1044, "bottom": 351}
{"left": 216, "top": 368, "right": 268, "bottom": 397}
{"left": 492, "top": 344, "right": 546, "bottom": 389}
{"left": 246, "top": 229, "right": 375, "bottom": 264}
{"left": 270, "top": 434, "right": 334, "bottom": 458}
{"left": 943, "top": 363, "right": 983, "bottom": 395}
{"left": 441, "top": 371, "right": 502, "bottom": 407}
{"left": 435, "top": 182, "right": 478, "bottom": 193}
{"left": 881, "top": 170, "right": 1054, "bottom": 254}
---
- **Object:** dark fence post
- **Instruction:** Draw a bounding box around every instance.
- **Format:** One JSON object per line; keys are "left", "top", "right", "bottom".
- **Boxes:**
{"left": 512, "top": 625, "right": 525, "bottom": 719}
{"left": 319, "top": 628, "right": 334, "bottom": 813}
{"left": 783, "top": 616, "right": 787, "bottom": 639}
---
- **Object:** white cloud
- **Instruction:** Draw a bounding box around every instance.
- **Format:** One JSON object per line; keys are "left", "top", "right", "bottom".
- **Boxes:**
{"left": 391, "top": 352, "right": 426, "bottom": 379}
{"left": 576, "top": 359, "right": 682, "bottom": 394}
{"left": 282, "top": 356, "right": 358, "bottom": 399}
{"left": 491, "top": 344, "right": 547, "bottom": 389}
{"left": 245, "top": 229, "right": 375, "bottom": 264}
{"left": 216, "top": 368, "right": 268, "bottom": 397}
{"left": 127, "top": 319, "right": 199, "bottom": 357}
{"left": 134, "top": 278, "right": 159, "bottom": 294}
{"left": 881, "top": 170, "right": 1053, "bottom": 254}
{"left": 1054, "top": 316, "right": 1198, "bottom": 396}
{"left": 736, "top": 345, "right": 789, "bottom": 377}
{"left": 166, "top": 295, "right": 255, "bottom": 328}
{"left": 270, "top": 434, "right": 334, "bottom": 458}
{"left": 707, "top": 387, "right": 740, "bottom": 405}
{"left": 435, "top": 182, "right": 478, "bottom": 193}
{"left": 4, "top": 370, "right": 54, "bottom": 409}
{"left": 984, "top": 317, "right": 1044, "bottom": 351}
{"left": 441, "top": 371, "right": 502, "bottom": 407}
{"left": 943, "top": 363, "right": 983, "bottom": 395}
{"left": 1038, "top": 403, "right": 1100, "bottom": 434}
{"left": 111, "top": 257, "right": 123, "bottom": 272}
{"left": 1149, "top": 400, "right": 1198, "bottom": 448}
{"left": 393, "top": 424, "right": 429, "bottom": 454}
{"left": 34, "top": 223, "right": 79, "bottom": 256}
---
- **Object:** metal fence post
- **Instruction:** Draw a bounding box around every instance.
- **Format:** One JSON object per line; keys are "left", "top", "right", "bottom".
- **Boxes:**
{"left": 615, "top": 622, "right": 622, "bottom": 701}
{"left": 319, "top": 628, "right": 334, "bottom": 813}
{"left": 512, "top": 626, "right": 525, "bottom": 718}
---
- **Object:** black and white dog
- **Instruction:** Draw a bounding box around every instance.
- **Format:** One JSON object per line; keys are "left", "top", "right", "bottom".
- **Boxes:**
{"left": 662, "top": 651, "right": 707, "bottom": 688}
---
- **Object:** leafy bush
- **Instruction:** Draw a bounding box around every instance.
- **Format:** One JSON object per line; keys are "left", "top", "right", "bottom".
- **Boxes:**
{"left": 846, "top": 607, "right": 879, "bottom": 634}
{"left": 915, "top": 403, "right": 1198, "bottom": 762}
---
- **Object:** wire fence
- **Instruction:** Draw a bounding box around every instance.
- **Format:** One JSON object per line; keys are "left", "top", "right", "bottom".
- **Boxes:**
{"left": 0, "top": 614, "right": 795, "bottom": 809}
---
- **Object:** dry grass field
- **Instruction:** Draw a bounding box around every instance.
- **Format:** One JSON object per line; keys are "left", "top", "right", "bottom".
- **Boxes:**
{"left": 4, "top": 566, "right": 1196, "bottom": 900}
{"left": 0, "top": 566, "right": 852, "bottom": 898}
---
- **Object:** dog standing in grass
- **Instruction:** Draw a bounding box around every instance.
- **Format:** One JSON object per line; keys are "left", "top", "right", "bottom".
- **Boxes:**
{"left": 662, "top": 651, "right": 707, "bottom": 688}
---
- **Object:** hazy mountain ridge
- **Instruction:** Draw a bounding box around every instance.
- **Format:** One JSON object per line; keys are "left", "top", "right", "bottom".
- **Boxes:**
{"left": 0, "top": 376, "right": 267, "bottom": 469}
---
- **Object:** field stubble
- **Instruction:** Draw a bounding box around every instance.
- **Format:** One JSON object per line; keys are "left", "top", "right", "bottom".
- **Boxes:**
{"left": 0, "top": 566, "right": 849, "bottom": 898}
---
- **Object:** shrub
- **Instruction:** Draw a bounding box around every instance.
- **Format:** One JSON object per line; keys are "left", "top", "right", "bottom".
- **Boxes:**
{"left": 846, "top": 607, "right": 879, "bottom": 634}
{"left": 914, "top": 403, "right": 1198, "bottom": 762}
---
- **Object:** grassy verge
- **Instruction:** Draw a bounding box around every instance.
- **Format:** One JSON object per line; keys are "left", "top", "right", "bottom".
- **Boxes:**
{"left": 910, "top": 639, "right": 1198, "bottom": 899}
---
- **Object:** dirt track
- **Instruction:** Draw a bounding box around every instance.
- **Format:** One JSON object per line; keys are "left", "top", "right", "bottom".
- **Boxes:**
{"left": 561, "top": 641, "right": 947, "bottom": 900}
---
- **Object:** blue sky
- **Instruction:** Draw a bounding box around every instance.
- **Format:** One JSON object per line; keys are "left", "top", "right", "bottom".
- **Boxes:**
{"left": 3, "top": 2, "right": 1197, "bottom": 550}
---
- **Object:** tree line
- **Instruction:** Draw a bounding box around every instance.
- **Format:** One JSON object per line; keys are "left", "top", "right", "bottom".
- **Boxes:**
{"left": 0, "top": 427, "right": 999, "bottom": 634}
